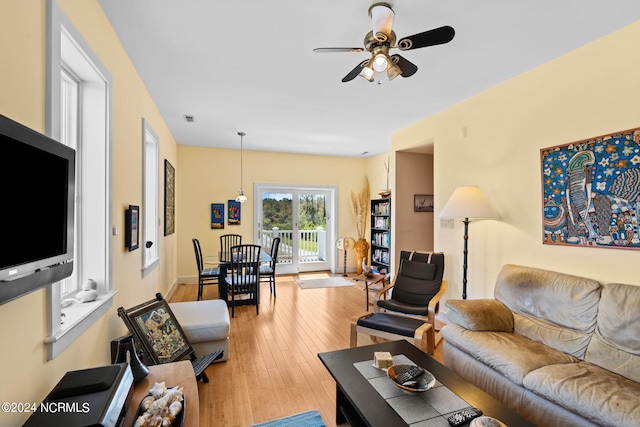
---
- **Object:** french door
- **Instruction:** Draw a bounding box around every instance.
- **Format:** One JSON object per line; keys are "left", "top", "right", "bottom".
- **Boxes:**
{"left": 255, "top": 184, "right": 336, "bottom": 274}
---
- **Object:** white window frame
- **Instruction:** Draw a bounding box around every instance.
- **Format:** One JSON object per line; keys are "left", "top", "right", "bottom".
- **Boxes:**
{"left": 142, "top": 119, "right": 160, "bottom": 276}
{"left": 45, "top": 0, "right": 114, "bottom": 360}
{"left": 59, "top": 67, "right": 80, "bottom": 297}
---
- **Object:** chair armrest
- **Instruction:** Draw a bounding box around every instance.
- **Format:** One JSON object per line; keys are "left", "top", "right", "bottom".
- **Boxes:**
{"left": 373, "top": 280, "right": 394, "bottom": 310}
{"left": 427, "top": 280, "right": 448, "bottom": 320}
{"left": 444, "top": 299, "right": 513, "bottom": 332}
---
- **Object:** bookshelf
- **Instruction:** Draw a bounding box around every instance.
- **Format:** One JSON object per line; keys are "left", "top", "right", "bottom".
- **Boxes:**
{"left": 370, "top": 198, "right": 391, "bottom": 274}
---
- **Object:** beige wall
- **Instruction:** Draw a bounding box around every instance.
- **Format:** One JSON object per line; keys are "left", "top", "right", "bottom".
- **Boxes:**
{"left": 395, "top": 151, "right": 435, "bottom": 264}
{"left": 177, "top": 145, "right": 367, "bottom": 279}
{"left": 393, "top": 20, "right": 640, "bottom": 301}
{"left": 0, "top": 1, "right": 178, "bottom": 425}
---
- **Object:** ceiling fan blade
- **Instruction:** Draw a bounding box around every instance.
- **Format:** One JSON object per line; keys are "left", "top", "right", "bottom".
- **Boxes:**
{"left": 313, "top": 47, "right": 365, "bottom": 53}
{"left": 398, "top": 25, "right": 455, "bottom": 51}
{"left": 390, "top": 54, "right": 418, "bottom": 78}
{"left": 342, "top": 60, "right": 368, "bottom": 82}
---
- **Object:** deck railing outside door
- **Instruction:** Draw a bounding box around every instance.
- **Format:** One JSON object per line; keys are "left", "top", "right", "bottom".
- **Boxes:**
{"left": 261, "top": 227, "right": 326, "bottom": 264}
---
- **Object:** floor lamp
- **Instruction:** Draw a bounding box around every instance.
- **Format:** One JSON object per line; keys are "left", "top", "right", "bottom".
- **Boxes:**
{"left": 439, "top": 186, "right": 500, "bottom": 299}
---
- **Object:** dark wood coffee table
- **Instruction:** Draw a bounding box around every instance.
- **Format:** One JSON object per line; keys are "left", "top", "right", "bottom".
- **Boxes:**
{"left": 318, "top": 340, "right": 535, "bottom": 427}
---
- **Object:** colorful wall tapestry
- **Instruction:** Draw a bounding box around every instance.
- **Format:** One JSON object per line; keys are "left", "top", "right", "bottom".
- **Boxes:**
{"left": 541, "top": 127, "right": 640, "bottom": 249}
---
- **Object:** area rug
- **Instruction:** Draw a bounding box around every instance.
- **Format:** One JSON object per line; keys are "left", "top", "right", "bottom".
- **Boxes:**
{"left": 249, "top": 410, "right": 325, "bottom": 426}
{"left": 295, "top": 277, "right": 354, "bottom": 289}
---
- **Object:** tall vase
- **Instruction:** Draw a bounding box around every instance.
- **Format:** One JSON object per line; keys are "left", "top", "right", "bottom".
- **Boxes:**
{"left": 115, "top": 336, "right": 149, "bottom": 383}
{"left": 355, "top": 238, "right": 369, "bottom": 275}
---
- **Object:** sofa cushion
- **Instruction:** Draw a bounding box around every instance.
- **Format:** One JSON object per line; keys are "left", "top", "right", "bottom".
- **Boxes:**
{"left": 523, "top": 362, "right": 640, "bottom": 427}
{"left": 494, "top": 264, "right": 601, "bottom": 358}
{"left": 441, "top": 324, "right": 577, "bottom": 386}
{"left": 445, "top": 299, "right": 513, "bottom": 332}
{"left": 585, "top": 282, "right": 640, "bottom": 382}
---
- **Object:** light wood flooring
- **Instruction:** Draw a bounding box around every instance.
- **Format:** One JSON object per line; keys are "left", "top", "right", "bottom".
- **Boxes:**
{"left": 169, "top": 272, "right": 445, "bottom": 427}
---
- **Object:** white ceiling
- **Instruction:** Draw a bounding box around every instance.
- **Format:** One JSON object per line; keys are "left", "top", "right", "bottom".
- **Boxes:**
{"left": 98, "top": 1, "right": 640, "bottom": 158}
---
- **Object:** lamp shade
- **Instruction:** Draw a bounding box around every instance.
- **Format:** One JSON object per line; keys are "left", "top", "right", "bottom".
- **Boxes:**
{"left": 439, "top": 186, "right": 500, "bottom": 220}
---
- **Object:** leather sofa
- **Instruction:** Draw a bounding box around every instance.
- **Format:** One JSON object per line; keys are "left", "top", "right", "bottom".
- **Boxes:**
{"left": 441, "top": 264, "right": 640, "bottom": 427}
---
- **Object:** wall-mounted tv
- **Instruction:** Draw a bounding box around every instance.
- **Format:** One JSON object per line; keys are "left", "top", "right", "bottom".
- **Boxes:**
{"left": 0, "top": 114, "right": 75, "bottom": 305}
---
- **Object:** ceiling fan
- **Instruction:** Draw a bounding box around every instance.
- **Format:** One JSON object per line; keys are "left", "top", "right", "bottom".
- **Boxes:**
{"left": 313, "top": 2, "right": 455, "bottom": 83}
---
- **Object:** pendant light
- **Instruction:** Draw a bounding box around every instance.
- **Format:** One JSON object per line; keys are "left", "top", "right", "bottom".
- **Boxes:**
{"left": 236, "top": 132, "right": 248, "bottom": 203}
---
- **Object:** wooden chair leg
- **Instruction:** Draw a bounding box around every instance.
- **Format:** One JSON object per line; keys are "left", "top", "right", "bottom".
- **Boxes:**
{"left": 414, "top": 323, "right": 434, "bottom": 355}
{"left": 350, "top": 322, "right": 358, "bottom": 348}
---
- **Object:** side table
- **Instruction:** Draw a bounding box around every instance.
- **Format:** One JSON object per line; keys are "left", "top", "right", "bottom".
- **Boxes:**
{"left": 352, "top": 273, "right": 388, "bottom": 311}
{"left": 122, "top": 360, "right": 199, "bottom": 427}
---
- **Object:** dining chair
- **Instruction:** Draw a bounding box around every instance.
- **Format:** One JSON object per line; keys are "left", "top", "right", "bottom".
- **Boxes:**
{"left": 225, "top": 244, "right": 261, "bottom": 317}
{"left": 220, "top": 234, "right": 242, "bottom": 261}
{"left": 193, "top": 238, "right": 219, "bottom": 301}
{"left": 260, "top": 237, "right": 280, "bottom": 297}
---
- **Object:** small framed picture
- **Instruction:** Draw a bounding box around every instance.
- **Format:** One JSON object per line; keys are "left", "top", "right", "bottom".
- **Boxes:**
{"left": 164, "top": 159, "right": 175, "bottom": 236}
{"left": 125, "top": 205, "right": 140, "bottom": 251}
{"left": 414, "top": 194, "right": 434, "bottom": 212}
{"left": 211, "top": 203, "right": 224, "bottom": 229}
{"left": 228, "top": 200, "right": 241, "bottom": 225}
{"left": 118, "top": 297, "right": 193, "bottom": 365}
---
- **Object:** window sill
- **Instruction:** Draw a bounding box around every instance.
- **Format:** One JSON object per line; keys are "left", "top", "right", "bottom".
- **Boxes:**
{"left": 142, "top": 257, "right": 159, "bottom": 277}
{"left": 45, "top": 290, "right": 117, "bottom": 360}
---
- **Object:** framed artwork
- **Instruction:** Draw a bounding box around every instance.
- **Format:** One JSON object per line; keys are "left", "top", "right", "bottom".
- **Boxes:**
{"left": 541, "top": 127, "right": 640, "bottom": 249}
{"left": 125, "top": 205, "right": 139, "bottom": 251}
{"left": 228, "top": 200, "right": 241, "bottom": 225}
{"left": 414, "top": 194, "right": 434, "bottom": 212}
{"left": 164, "top": 160, "right": 175, "bottom": 236}
{"left": 211, "top": 203, "right": 224, "bottom": 229}
{"left": 117, "top": 296, "right": 193, "bottom": 365}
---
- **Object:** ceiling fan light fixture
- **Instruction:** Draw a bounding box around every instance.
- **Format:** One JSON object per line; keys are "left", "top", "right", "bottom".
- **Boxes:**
{"left": 369, "top": 2, "right": 394, "bottom": 41}
{"left": 372, "top": 53, "right": 388, "bottom": 72}
{"left": 386, "top": 61, "right": 402, "bottom": 80}
{"left": 359, "top": 61, "right": 375, "bottom": 81}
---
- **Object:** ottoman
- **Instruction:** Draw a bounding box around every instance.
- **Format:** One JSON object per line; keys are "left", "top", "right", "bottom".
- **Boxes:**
{"left": 350, "top": 312, "right": 434, "bottom": 355}
{"left": 170, "top": 299, "right": 230, "bottom": 362}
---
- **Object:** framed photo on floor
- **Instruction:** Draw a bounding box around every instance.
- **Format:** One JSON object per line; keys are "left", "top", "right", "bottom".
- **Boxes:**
{"left": 118, "top": 297, "right": 193, "bottom": 365}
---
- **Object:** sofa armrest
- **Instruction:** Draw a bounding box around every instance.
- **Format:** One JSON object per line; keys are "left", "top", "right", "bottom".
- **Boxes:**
{"left": 444, "top": 299, "right": 513, "bottom": 332}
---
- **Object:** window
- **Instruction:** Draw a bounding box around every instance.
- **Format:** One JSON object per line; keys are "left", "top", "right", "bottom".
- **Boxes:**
{"left": 59, "top": 67, "right": 79, "bottom": 297}
{"left": 45, "top": 1, "right": 114, "bottom": 359}
{"left": 142, "top": 119, "right": 159, "bottom": 275}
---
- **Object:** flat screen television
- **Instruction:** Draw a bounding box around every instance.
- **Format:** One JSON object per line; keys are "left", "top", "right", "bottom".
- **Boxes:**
{"left": 0, "top": 114, "right": 75, "bottom": 305}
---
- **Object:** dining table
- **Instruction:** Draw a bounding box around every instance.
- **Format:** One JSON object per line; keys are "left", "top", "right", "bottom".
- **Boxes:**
{"left": 206, "top": 250, "right": 272, "bottom": 305}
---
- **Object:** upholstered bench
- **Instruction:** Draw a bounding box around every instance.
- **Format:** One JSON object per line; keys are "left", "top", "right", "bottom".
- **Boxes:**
{"left": 350, "top": 312, "right": 434, "bottom": 355}
{"left": 169, "top": 299, "right": 230, "bottom": 362}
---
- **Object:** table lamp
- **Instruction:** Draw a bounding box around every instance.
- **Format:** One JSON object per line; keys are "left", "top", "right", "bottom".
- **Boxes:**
{"left": 439, "top": 186, "right": 500, "bottom": 299}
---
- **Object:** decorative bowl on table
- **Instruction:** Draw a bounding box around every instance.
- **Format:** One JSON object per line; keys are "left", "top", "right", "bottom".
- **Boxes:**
{"left": 470, "top": 416, "right": 507, "bottom": 427}
{"left": 134, "top": 383, "right": 185, "bottom": 427}
{"left": 387, "top": 364, "right": 436, "bottom": 392}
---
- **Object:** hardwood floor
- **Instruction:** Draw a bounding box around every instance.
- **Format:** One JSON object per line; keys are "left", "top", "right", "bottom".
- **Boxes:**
{"left": 170, "top": 272, "right": 445, "bottom": 427}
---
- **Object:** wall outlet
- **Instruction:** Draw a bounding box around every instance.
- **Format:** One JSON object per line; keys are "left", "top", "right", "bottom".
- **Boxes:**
{"left": 440, "top": 218, "right": 454, "bottom": 229}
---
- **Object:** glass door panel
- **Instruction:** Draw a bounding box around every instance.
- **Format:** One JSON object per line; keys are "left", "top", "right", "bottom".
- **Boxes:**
{"left": 256, "top": 185, "right": 335, "bottom": 274}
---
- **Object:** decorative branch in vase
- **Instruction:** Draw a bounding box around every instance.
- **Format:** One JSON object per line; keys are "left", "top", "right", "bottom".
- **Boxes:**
{"left": 379, "top": 155, "right": 391, "bottom": 198}
{"left": 351, "top": 178, "right": 370, "bottom": 275}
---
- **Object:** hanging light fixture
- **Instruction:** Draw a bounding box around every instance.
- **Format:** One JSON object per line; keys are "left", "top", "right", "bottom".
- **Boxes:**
{"left": 236, "top": 131, "right": 248, "bottom": 203}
